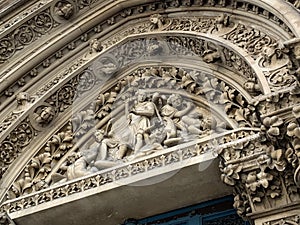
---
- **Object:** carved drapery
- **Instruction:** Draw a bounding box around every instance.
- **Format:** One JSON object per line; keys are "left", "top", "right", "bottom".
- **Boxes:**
{"left": 0, "top": 0, "right": 300, "bottom": 224}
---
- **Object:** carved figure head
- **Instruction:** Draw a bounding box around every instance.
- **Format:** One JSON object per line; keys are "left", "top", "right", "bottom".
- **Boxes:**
{"left": 167, "top": 94, "right": 183, "bottom": 108}
{"left": 95, "top": 129, "right": 105, "bottom": 142}
{"left": 16, "top": 92, "right": 30, "bottom": 105}
{"left": 150, "top": 14, "right": 163, "bottom": 25}
{"left": 137, "top": 90, "right": 147, "bottom": 102}
{"left": 89, "top": 39, "right": 103, "bottom": 53}
{"left": 39, "top": 106, "right": 55, "bottom": 122}
{"left": 55, "top": 1, "right": 74, "bottom": 20}
{"left": 243, "top": 80, "right": 260, "bottom": 93}
{"left": 201, "top": 117, "right": 217, "bottom": 130}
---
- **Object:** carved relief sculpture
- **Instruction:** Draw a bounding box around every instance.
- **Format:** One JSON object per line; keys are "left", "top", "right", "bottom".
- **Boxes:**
{"left": 0, "top": 2, "right": 300, "bottom": 225}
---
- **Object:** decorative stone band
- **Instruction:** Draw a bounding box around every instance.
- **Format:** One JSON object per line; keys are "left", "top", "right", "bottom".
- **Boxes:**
{"left": 0, "top": 11, "right": 297, "bottom": 135}
{"left": 0, "top": 0, "right": 51, "bottom": 35}
{"left": 0, "top": 0, "right": 297, "bottom": 108}
{"left": 0, "top": 30, "right": 266, "bottom": 140}
{"left": 262, "top": 214, "right": 300, "bottom": 225}
{"left": 0, "top": 128, "right": 260, "bottom": 216}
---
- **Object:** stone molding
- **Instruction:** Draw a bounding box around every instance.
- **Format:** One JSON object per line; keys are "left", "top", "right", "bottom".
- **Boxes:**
{"left": 0, "top": 0, "right": 297, "bottom": 112}
{"left": 0, "top": 15, "right": 298, "bottom": 190}
{"left": 0, "top": 1, "right": 299, "bottom": 224}
{"left": 263, "top": 214, "right": 300, "bottom": 225}
{"left": 0, "top": 128, "right": 259, "bottom": 215}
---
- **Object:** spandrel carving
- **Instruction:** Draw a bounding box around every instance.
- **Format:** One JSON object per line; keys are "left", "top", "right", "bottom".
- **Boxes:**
{"left": 7, "top": 124, "right": 73, "bottom": 199}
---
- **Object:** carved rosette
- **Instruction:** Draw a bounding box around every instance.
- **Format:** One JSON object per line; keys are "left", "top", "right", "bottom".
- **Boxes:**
{"left": 0, "top": 9, "right": 57, "bottom": 64}
{"left": 0, "top": 119, "right": 35, "bottom": 179}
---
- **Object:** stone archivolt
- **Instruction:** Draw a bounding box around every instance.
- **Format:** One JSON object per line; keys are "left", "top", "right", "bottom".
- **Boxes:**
{"left": 0, "top": 0, "right": 300, "bottom": 224}
{"left": 5, "top": 65, "right": 255, "bottom": 199}
{"left": 0, "top": 0, "right": 297, "bottom": 111}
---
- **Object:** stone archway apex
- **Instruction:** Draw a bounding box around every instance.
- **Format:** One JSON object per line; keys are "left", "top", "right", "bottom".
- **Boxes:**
{"left": 0, "top": 1, "right": 300, "bottom": 225}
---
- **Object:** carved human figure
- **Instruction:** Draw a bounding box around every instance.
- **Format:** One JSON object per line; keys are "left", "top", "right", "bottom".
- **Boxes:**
{"left": 149, "top": 14, "right": 171, "bottom": 31}
{"left": 149, "top": 14, "right": 165, "bottom": 30}
{"left": 243, "top": 79, "right": 260, "bottom": 94}
{"left": 260, "top": 43, "right": 289, "bottom": 67}
{"left": 128, "top": 120, "right": 166, "bottom": 159}
{"left": 161, "top": 94, "right": 205, "bottom": 136}
{"left": 66, "top": 147, "right": 98, "bottom": 180}
{"left": 34, "top": 106, "right": 55, "bottom": 126}
{"left": 200, "top": 116, "right": 217, "bottom": 135}
{"left": 214, "top": 14, "right": 230, "bottom": 29}
{"left": 66, "top": 129, "right": 126, "bottom": 180}
{"left": 128, "top": 90, "right": 156, "bottom": 153}
{"left": 93, "top": 129, "right": 128, "bottom": 165}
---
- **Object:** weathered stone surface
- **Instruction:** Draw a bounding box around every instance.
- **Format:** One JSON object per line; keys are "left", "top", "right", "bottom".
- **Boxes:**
{"left": 0, "top": 1, "right": 299, "bottom": 224}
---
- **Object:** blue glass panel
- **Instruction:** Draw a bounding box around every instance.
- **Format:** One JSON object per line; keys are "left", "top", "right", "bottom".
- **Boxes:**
{"left": 123, "top": 196, "right": 250, "bottom": 225}
{"left": 202, "top": 209, "right": 248, "bottom": 225}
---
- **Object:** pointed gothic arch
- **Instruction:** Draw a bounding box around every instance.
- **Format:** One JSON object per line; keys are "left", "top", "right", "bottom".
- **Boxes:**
{"left": 0, "top": 1, "right": 300, "bottom": 224}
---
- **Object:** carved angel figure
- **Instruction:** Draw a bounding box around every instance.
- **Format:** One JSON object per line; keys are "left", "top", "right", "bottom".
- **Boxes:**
{"left": 161, "top": 94, "right": 204, "bottom": 141}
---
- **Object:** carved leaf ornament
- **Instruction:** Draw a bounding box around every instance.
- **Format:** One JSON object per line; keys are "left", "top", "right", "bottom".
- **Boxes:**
{"left": 0, "top": 1, "right": 299, "bottom": 223}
